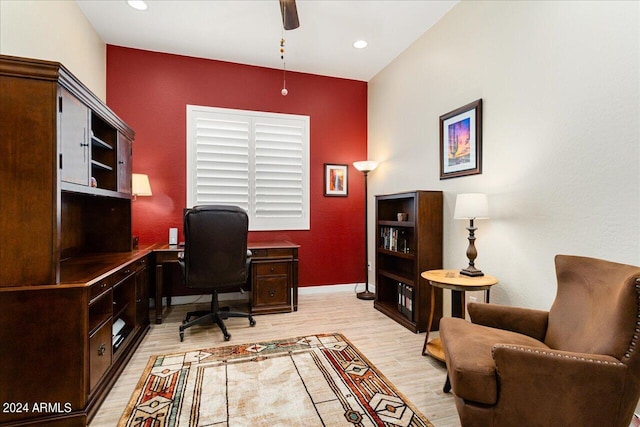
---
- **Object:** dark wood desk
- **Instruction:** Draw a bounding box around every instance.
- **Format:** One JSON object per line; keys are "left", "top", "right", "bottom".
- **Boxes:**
{"left": 0, "top": 248, "right": 153, "bottom": 426}
{"left": 153, "top": 241, "right": 299, "bottom": 324}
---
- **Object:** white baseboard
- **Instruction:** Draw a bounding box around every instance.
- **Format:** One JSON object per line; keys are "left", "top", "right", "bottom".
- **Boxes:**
{"left": 150, "top": 283, "right": 376, "bottom": 308}
{"left": 300, "top": 282, "right": 375, "bottom": 295}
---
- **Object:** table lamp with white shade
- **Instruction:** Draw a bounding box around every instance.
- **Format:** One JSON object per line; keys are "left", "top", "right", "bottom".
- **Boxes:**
{"left": 454, "top": 193, "right": 489, "bottom": 277}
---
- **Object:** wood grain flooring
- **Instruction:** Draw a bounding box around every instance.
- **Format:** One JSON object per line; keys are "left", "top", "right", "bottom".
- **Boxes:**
{"left": 90, "top": 289, "right": 461, "bottom": 426}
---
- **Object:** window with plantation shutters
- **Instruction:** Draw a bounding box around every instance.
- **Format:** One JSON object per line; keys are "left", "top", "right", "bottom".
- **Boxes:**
{"left": 187, "top": 105, "right": 310, "bottom": 231}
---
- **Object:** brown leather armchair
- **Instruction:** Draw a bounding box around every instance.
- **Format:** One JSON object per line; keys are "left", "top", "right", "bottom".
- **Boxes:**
{"left": 440, "top": 255, "right": 640, "bottom": 427}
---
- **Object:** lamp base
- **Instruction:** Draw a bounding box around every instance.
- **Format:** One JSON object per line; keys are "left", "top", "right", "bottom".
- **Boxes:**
{"left": 357, "top": 290, "right": 375, "bottom": 300}
{"left": 460, "top": 266, "right": 484, "bottom": 277}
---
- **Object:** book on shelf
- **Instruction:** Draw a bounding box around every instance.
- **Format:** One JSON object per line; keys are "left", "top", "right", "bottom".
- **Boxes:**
{"left": 113, "top": 333, "right": 124, "bottom": 348}
{"left": 112, "top": 317, "right": 130, "bottom": 351}
{"left": 406, "top": 285, "right": 413, "bottom": 319}
{"left": 380, "top": 227, "right": 409, "bottom": 253}
{"left": 396, "top": 282, "right": 414, "bottom": 321}
{"left": 112, "top": 318, "right": 126, "bottom": 336}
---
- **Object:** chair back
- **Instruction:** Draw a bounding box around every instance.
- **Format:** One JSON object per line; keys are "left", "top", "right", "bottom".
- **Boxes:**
{"left": 183, "top": 205, "right": 249, "bottom": 289}
{"left": 546, "top": 255, "right": 640, "bottom": 360}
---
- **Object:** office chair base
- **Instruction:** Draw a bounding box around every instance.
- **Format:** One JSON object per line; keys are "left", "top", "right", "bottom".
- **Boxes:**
{"left": 179, "top": 309, "right": 256, "bottom": 342}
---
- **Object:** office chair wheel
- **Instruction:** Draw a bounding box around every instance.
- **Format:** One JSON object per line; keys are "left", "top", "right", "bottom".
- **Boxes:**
{"left": 179, "top": 331, "right": 184, "bottom": 342}
{"left": 224, "top": 333, "right": 231, "bottom": 341}
{"left": 250, "top": 318, "right": 256, "bottom": 327}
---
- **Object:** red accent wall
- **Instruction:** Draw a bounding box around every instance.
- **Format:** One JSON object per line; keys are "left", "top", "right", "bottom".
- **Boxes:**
{"left": 106, "top": 46, "right": 368, "bottom": 287}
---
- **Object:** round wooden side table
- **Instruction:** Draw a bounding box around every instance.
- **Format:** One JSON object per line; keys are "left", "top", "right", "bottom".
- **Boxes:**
{"left": 421, "top": 269, "right": 498, "bottom": 360}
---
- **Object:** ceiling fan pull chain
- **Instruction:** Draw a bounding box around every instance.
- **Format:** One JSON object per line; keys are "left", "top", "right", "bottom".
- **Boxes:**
{"left": 280, "top": 36, "right": 288, "bottom": 96}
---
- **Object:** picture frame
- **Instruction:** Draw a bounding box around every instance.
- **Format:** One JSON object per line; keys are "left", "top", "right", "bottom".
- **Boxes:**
{"left": 324, "top": 164, "right": 348, "bottom": 196}
{"left": 439, "top": 99, "right": 483, "bottom": 179}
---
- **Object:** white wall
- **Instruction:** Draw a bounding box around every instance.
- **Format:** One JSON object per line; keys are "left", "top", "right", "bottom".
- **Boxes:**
{"left": 0, "top": 0, "right": 106, "bottom": 100}
{"left": 368, "top": 0, "right": 640, "bottom": 310}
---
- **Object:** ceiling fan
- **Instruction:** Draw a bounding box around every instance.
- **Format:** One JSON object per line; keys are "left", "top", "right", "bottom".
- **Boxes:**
{"left": 279, "top": 0, "right": 300, "bottom": 30}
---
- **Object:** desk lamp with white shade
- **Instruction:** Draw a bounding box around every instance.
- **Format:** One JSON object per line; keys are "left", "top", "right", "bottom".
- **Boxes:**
{"left": 132, "top": 173, "right": 152, "bottom": 201}
{"left": 131, "top": 173, "right": 152, "bottom": 248}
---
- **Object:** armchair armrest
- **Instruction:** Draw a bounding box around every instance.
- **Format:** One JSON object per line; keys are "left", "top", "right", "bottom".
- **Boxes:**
{"left": 491, "top": 344, "right": 628, "bottom": 425}
{"left": 468, "top": 302, "right": 548, "bottom": 341}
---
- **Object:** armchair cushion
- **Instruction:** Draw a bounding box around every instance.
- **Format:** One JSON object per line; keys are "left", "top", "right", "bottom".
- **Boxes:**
{"left": 467, "top": 302, "right": 549, "bottom": 342}
{"left": 439, "top": 317, "right": 549, "bottom": 405}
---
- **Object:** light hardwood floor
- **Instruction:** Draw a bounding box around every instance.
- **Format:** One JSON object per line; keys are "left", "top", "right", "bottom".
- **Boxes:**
{"left": 90, "top": 289, "right": 461, "bottom": 426}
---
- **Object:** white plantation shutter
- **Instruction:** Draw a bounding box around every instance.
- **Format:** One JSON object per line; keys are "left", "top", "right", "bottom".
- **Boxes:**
{"left": 253, "top": 119, "right": 304, "bottom": 226}
{"left": 192, "top": 114, "right": 250, "bottom": 209}
{"left": 187, "top": 105, "right": 309, "bottom": 231}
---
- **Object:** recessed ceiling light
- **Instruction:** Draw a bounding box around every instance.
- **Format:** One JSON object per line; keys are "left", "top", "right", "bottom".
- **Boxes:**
{"left": 127, "top": 0, "right": 148, "bottom": 11}
{"left": 353, "top": 40, "right": 368, "bottom": 49}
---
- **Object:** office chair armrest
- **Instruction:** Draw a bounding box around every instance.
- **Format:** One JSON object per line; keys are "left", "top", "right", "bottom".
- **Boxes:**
{"left": 468, "top": 302, "right": 549, "bottom": 341}
{"left": 177, "top": 251, "right": 185, "bottom": 275}
{"left": 244, "top": 250, "right": 252, "bottom": 289}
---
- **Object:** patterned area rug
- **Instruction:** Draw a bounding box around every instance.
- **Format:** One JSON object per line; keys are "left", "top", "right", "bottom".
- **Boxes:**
{"left": 119, "top": 332, "right": 433, "bottom": 426}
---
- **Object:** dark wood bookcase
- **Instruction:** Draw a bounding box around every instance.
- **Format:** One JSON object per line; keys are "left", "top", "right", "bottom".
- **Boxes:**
{"left": 374, "top": 191, "right": 443, "bottom": 333}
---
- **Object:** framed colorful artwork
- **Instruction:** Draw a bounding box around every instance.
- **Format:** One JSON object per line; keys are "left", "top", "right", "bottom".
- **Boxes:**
{"left": 439, "top": 99, "right": 483, "bottom": 179}
{"left": 324, "top": 164, "right": 348, "bottom": 196}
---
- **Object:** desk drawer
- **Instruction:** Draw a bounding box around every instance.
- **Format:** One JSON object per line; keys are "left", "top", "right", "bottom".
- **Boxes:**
{"left": 89, "top": 319, "right": 112, "bottom": 393}
{"left": 252, "top": 259, "right": 291, "bottom": 313}
{"left": 90, "top": 277, "right": 114, "bottom": 301}
{"left": 250, "top": 247, "right": 295, "bottom": 259}
{"left": 91, "top": 261, "right": 141, "bottom": 302}
{"left": 250, "top": 249, "right": 268, "bottom": 258}
{"left": 254, "top": 276, "right": 289, "bottom": 306}
{"left": 255, "top": 263, "right": 288, "bottom": 276}
{"left": 132, "top": 257, "right": 148, "bottom": 272}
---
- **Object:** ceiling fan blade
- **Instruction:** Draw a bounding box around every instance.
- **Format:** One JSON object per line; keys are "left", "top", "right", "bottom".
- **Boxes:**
{"left": 279, "top": 0, "right": 300, "bottom": 30}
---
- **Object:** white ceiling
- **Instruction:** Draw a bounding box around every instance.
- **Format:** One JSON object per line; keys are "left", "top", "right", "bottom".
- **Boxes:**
{"left": 77, "top": 0, "right": 458, "bottom": 82}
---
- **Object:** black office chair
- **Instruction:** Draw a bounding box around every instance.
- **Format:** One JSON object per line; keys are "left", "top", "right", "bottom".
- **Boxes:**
{"left": 178, "top": 205, "right": 256, "bottom": 342}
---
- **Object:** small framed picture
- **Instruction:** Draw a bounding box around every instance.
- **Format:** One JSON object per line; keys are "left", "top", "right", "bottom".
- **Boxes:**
{"left": 440, "top": 99, "right": 483, "bottom": 179}
{"left": 324, "top": 164, "right": 348, "bottom": 196}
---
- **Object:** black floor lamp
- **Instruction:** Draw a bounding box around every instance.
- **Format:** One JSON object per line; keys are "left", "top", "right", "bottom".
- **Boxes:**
{"left": 353, "top": 160, "right": 379, "bottom": 300}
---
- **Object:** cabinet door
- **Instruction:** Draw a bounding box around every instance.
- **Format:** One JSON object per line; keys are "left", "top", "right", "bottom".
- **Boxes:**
{"left": 135, "top": 263, "right": 149, "bottom": 326}
{"left": 89, "top": 319, "right": 112, "bottom": 393}
{"left": 59, "top": 87, "right": 90, "bottom": 185}
{"left": 117, "top": 133, "right": 132, "bottom": 194}
{"left": 111, "top": 273, "right": 136, "bottom": 365}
